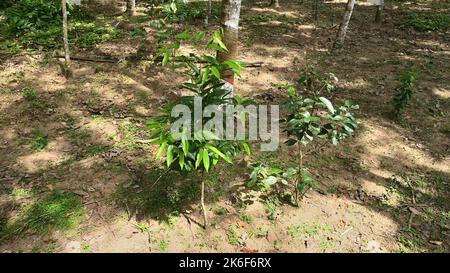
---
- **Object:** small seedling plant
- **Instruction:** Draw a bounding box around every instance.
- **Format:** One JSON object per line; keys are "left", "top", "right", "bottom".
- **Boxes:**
{"left": 279, "top": 73, "right": 359, "bottom": 205}
{"left": 392, "top": 70, "right": 419, "bottom": 117}
{"left": 148, "top": 29, "right": 250, "bottom": 228}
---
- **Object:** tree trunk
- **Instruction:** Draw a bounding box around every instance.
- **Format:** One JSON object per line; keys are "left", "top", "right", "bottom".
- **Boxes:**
{"left": 313, "top": 0, "right": 319, "bottom": 21}
{"left": 273, "top": 0, "right": 280, "bottom": 8}
{"left": 126, "top": 0, "right": 136, "bottom": 16}
{"left": 61, "top": 0, "right": 72, "bottom": 78}
{"left": 375, "top": 0, "right": 384, "bottom": 23}
{"left": 268, "top": 0, "right": 280, "bottom": 8}
{"left": 200, "top": 173, "right": 208, "bottom": 229}
{"left": 205, "top": 0, "right": 212, "bottom": 25}
{"left": 333, "top": 0, "right": 355, "bottom": 49}
{"left": 217, "top": 0, "right": 242, "bottom": 96}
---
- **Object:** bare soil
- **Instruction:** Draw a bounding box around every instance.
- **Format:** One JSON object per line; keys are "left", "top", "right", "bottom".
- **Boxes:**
{"left": 0, "top": 0, "right": 448, "bottom": 252}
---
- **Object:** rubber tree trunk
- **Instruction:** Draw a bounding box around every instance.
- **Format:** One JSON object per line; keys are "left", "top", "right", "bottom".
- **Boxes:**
{"left": 205, "top": 0, "right": 212, "bottom": 25}
{"left": 61, "top": 0, "right": 72, "bottom": 78}
{"left": 217, "top": 0, "right": 242, "bottom": 96}
{"left": 375, "top": 0, "right": 384, "bottom": 23}
{"left": 313, "top": 0, "right": 319, "bottom": 20}
{"left": 270, "top": 0, "right": 280, "bottom": 8}
{"left": 333, "top": 0, "right": 355, "bottom": 49}
{"left": 126, "top": 0, "right": 136, "bottom": 16}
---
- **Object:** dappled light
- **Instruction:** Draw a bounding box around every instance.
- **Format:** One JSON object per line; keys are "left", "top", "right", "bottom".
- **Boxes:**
{"left": 0, "top": 0, "right": 448, "bottom": 255}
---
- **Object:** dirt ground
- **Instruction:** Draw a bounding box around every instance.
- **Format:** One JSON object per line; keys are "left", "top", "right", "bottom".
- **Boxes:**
{"left": 0, "top": 0, "right": 449, "bottom": 253}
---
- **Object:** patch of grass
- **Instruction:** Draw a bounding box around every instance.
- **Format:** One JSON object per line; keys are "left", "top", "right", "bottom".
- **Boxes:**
{"left": 69, "top": 129, "right": 92, "bottom": 142}
{"left": 22, "top": 88, "right": 37, "bottom": 101}
{"left": 85, "top": 145, "right": 109, "bottom": 157}
{"left": 239, "top": 212, "right": 253, "bottom": 224}
{"left": 213, "top": 206, "right": 227, "bottom": 216}
{"left": 319, "top": 239, "right": 335, "bottom": 252}
{"left": 263, "top": 196, "right": 281, "bottom": 220}
{"left": 287, "top": 223, "right": 334, "bottom": 239}
{"left": 117, "top": 122, "right": 146, "bottom": 150}
{"left": 1, "top": 192, "right": 84, "bottom": 240}
{"left": 11, "top": 188, "right": 30, "bottom": 200}
{"left": 404, "top": 12, "right": 450, "bottom": 32}
{"left": 249, "top": 226, "right": 269, "bottom": 238}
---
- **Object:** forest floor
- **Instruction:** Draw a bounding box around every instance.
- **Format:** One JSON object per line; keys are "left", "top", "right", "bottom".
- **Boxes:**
{"left": 0, "top": 0, "right": 449, "bottom": 253}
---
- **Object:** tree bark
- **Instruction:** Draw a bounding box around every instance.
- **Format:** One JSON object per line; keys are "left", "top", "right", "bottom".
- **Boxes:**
{"left": 313, "top": 0, "right": 319, "bottom": 21}
{"left": 333, "top": 0, "right": 355, "bottom": 49}
{"left": 217, "top": 0, "right": 242, "bottom": 96}
{"left": 205, "top": 0, "right": 212, "bottom": 25}
{"left": 269, "top": 0, "right": 280, "bottom": 8}
{"left": 375, "top": 0, "right": 384, "bottom": 23}
{"left": 126, "top": 0, "right": 136, "bottom": 16}
{"left": 61, "top": 0, "right": 72, "bottom": 78}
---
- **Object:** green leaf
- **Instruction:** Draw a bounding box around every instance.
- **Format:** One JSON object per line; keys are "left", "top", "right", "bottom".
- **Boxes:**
{"left": 242, "top": 142, "right": 251, "bottom": 155}
{"left": 182, "top": 138, "right": 189, "bottom": 155}
{"left": 195, "top": 150, "right": 203, "bottom": 169}
{"left": 155, "top": 141, "right": 167, "bottom": 159}
{"left": 210, "top": 66, "right": 221, "bottom": 79}
{"left": 319, "top": 97, "right": 335, "bottom": 114}
{"left": 285, "top": 139, "right": 297, "bottom": 146}
{"left": 179, "top": 152, "right": 185, "bottom": 170}
{"left": 202, "top": 148, "right": 210, "bottom": 172}
{"left": 205, "top": 144, "right": 232, "bottom": 164}
{"left": 202, "top": 130, "right": 220, "bottom": 140}
{"left": 270, "top": 167, "right": 283, "bottom": 175}
{"left": 162, "top": 51, "right": 170, "bottom": 66}
{"left": 288, "top": 87, "right": 296, "bottom": 96}
{"left": 166, "top": 145, "right": 174, "bottom": 167}
{"left": 263, "top": 176, "right": 278, "bottom": 187}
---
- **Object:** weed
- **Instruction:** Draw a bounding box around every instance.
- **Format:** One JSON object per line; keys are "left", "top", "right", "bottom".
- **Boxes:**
{"left": 81, "top": 242, "right": 91, "bottom": 253}
{"left": 159, "top": 239, "right": 169, "bottom": 252}
{"left": 226, "top": 225, "right": 240, "bottom": 246}
{"left": 240, "top": 213, "right": 253, "bottom": 224}
{"left": 135, "top": 222, "right": 150, "bottom": 233}
{"left": 249, "top": 226, "right": 269, "bottom": 238}
{"left": 213, "top": 206, "right": 227, "bottom": 216}
{"left": 404, "top": 12, "right": 450, "bottom": 32}
{"left": 392, "top": 70, "right": 419, "bottom": 116}
{"left": 30, "top": 129, "right": 48, "bottom": 151}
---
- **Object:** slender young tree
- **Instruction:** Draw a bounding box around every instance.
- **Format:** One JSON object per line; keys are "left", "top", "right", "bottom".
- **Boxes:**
{"left": 126, "top": 0, "right": 136, "bottom": 16}
{"left": 333, "top": 0, "right": 355, "bottom": 49}
{"left": 61, "top": 0, "right": 72, "bottom": 78}
{"left": 217, "top": 0, "right": 242, "bottom": 96}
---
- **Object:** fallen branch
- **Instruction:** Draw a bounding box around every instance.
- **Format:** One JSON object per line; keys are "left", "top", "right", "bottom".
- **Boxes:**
{"left": 55, "top": 55, "right": 118, "bottom": 63}
{"left": 153, "top": 56, "right": 264, "bottom": 68}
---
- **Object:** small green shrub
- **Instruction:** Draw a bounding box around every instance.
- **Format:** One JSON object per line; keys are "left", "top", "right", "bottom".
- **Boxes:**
{"left": 392, "top": 70, "right": 419, "bottom": 116}
{"left": 160, "top": 1, "right": 211, "bottom": 23}
{"left": 2, "top": 0, "right": 64, "bottom": 35}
